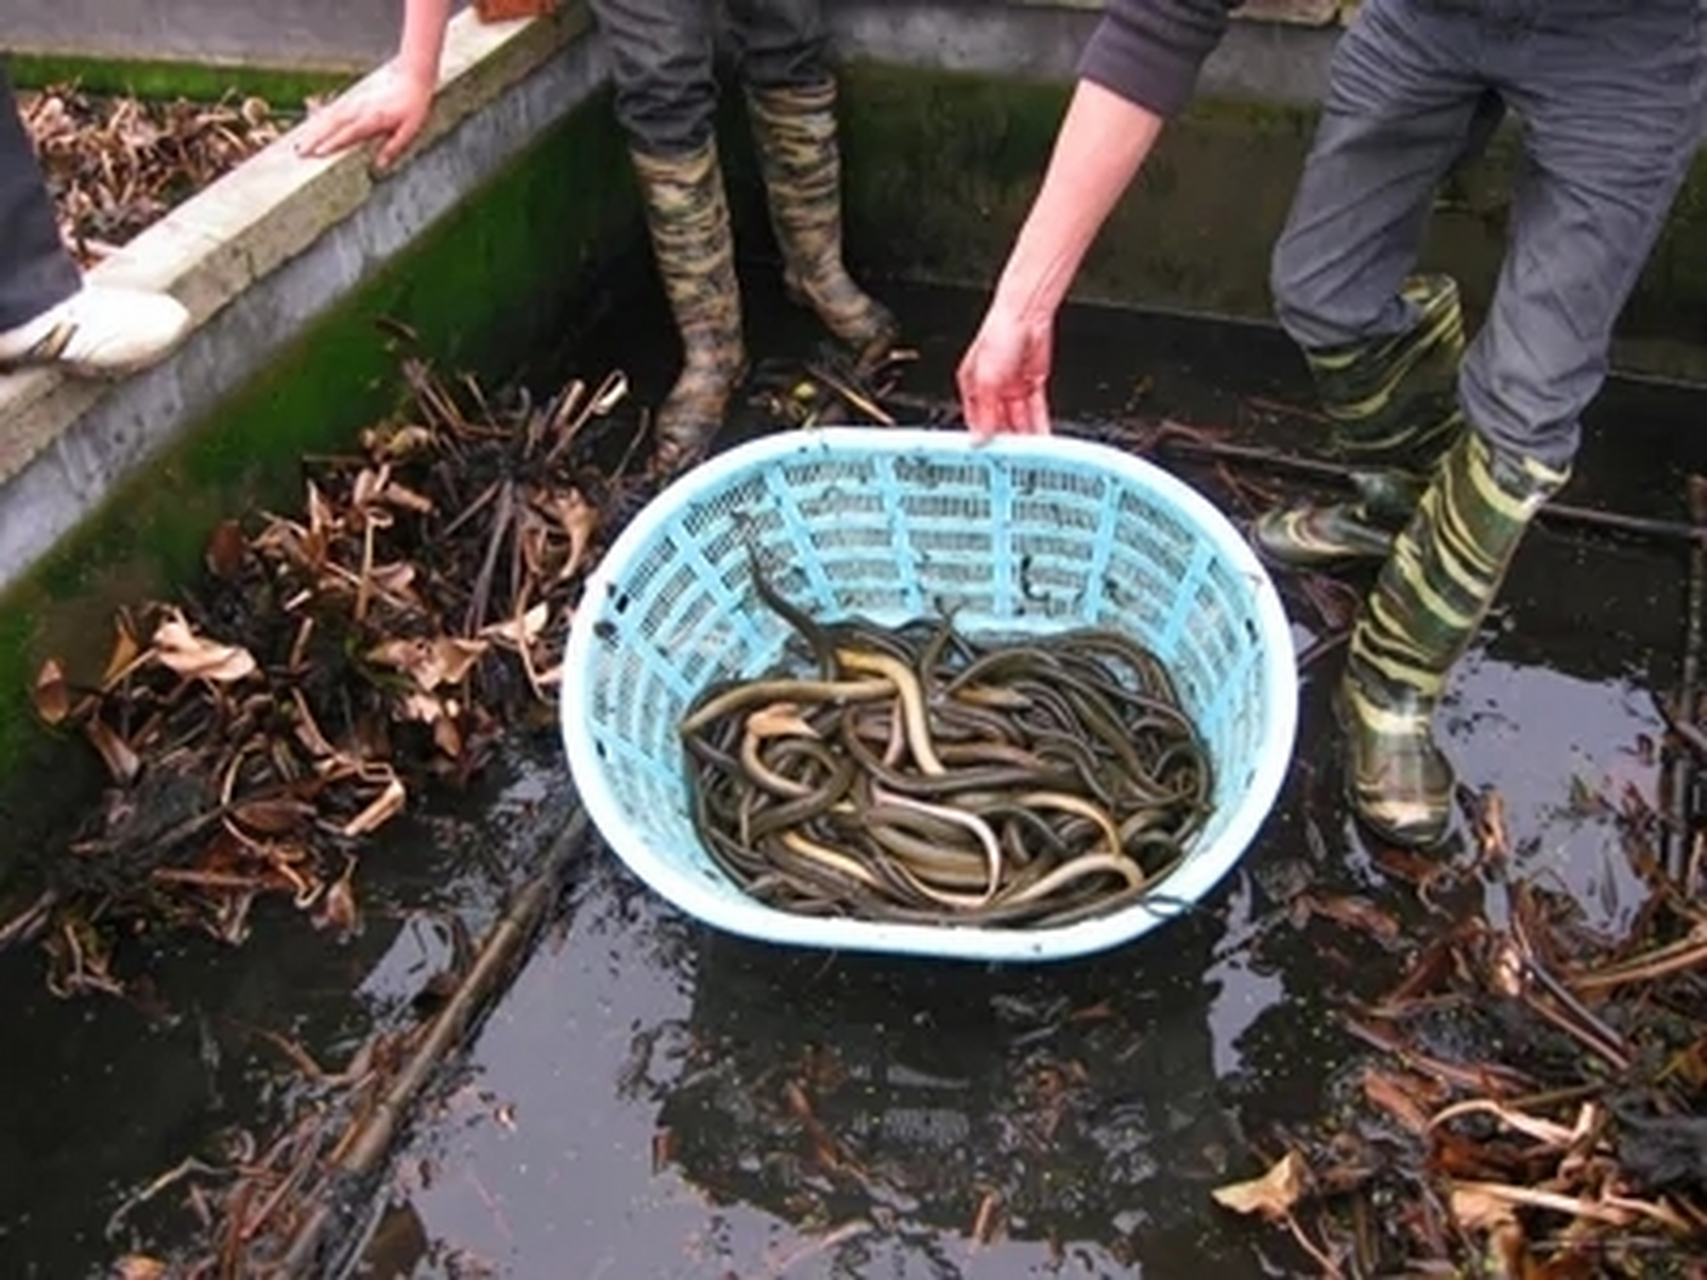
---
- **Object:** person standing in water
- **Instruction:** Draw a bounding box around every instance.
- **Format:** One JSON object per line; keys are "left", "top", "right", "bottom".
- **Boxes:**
{"left": 956, "top": 0, "right": 1705, "bottom": 850}
{"left": 296, "top": 0, "right": 898, "bottom": 478}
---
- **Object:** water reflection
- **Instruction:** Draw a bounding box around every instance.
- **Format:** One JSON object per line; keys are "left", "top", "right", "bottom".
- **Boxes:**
{"left": 370, "top": 609, "right": 1668, "bottom": 1278}
{"left": 649, "top": 892, "right": 1297, "bottom": 1274}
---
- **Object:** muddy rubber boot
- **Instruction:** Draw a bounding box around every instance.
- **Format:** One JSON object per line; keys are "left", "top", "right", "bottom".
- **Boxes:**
{"left": 1337, "top": 430, "right": 1567, "bottom": 848}
{"left": 631, "top": 141, "right": 747, "bottom": 479}
{"left": 744, "top": 79, "right": 899, "bottom": 370}
{"left": 1253, "top": 275, "right": 1467, "bottom": 569}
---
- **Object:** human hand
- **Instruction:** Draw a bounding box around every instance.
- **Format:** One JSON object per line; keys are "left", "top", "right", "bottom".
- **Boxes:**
{"left": 955, "top": 301, "right": 1054, "bottom": 442}
{"left": 294, "top": 62, "right": 436, "bottom": 172}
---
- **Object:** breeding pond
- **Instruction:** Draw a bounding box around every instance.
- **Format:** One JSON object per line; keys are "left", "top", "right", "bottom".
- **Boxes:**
{"left": 2, "top": 275, "right": 1703, "bottom": 1278}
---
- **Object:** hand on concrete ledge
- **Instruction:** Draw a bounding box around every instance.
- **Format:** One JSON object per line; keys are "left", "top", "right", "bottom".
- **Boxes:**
{"left": 295, "top": 0, "right": 453, "bottom": 171}
{"left": 295, "top": 62, "right": 438, "bottom": 173}
{"left": 0, "top": 285, "right": 191, "bottom": 380}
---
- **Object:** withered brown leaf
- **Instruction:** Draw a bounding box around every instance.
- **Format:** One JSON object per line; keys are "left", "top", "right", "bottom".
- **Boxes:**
{"left": 205, "top": 518, "right": 248, "bottom": 580}
{"left": 84, "top": 717, "right": 141, "bottom": 783}
{"left": 1211, "top": 1150, "right": 1306, "bottom": 1221}
{"left": 32, "top": 658, "right": 71, "bottom": 726}
{"left": 152, "top": 610, "right": 257, "bottom": 683}
{"left": 341, "top": 776, "right": 406, "bottom": 837}
{"left": 1362, "top": 1068, "right": 1438, "bottom": 1135}
{"left": 113, "top": 1255, "right": 168, "bottom": 1280}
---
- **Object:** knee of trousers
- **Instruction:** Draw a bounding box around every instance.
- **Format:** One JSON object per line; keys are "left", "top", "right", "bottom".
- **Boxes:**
{"left": 737, "top": 40, "right": 830, "bottom": 92}
{"left": 1457, "top": 356, "right": 1583, "bottom": 475}
{"left": 1267, "top": 229, "right": 1340, "bottom": 351}
{"left": 612, "top": 76, "right": 720, "bottom": 157}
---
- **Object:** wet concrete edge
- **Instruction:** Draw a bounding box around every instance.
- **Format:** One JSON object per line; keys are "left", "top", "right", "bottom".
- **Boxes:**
{"left": 0, "top": 5, "right": 599, "bottom": 597}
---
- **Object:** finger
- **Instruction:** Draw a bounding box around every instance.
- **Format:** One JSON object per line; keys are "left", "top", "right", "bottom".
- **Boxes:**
{"left": 1023, "top": 387, "right": 1052, "bottom": 435}
{"left": 376, "top": 112, "right": 430, "bottom": 171}
{"left": 963, "top": 387, "right": 1001, "bottom": 442}
{"left": 375, "top": 129, "right": 407, "bottom": 172}
{"left": 998, "top": 397, "right": 1033, "bottom": 436}
{"left": 297, "top": 116, "right": 355, "bottom": 158}
{"left": 293, "top": 115, "right": 335, "bottom": 155}
{"left": 302, "top": 113, "right": 377, "bottom": 160}
{"left": 962, "top": 394, "right": 993, "bottom": 441}
{"left": 955, "top": 359, "right": 991, "bottom": 439}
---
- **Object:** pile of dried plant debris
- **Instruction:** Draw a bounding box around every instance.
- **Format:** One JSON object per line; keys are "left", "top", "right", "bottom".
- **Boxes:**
{"left": 21, "top": 82, "right": 289, "bottom": 266}
{"left": 1213, "top": 785, "right": 1707, "bottom": 1275}
{"left": 9, "top": 356, "right": 643, "bottom": 997}
{"left": 4, "top": 344, "right": 915, "bottom": 1002}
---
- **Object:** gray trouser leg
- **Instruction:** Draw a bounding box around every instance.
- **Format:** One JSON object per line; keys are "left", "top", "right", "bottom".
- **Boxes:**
{"left": 1269, "top": 0, "right": 1488, "bottom": 348}
{"left": 722, "top": 0, "right": 829, "bottom": 91}
{"left": 0, "top": 64, "right": 80, "bottom": 331}
{"left": 1459, "top": 3, "right": 1705, "bottom": 470}
{"left": 589, "top": 0, "right": 719, "bottom": 155}
{"left": 589, "top": 0, "right": 828, "bottom": 156}
{"left": 1272, "top": 0, "right": 1706, "bottom": 470}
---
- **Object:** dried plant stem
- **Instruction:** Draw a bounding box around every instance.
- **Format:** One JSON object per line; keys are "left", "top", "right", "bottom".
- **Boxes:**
{"left": 274, "top": 811, "right": 587, "bottom": 1276}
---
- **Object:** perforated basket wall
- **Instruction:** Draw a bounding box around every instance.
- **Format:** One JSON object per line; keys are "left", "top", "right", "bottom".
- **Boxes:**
{"left": 561, "top": 428, "right": 1298, "bottom": 962}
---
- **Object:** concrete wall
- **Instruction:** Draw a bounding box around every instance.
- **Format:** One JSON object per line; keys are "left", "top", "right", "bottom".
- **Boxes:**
{"left": 0, "top": 8, "right": 642, "bottom": 767}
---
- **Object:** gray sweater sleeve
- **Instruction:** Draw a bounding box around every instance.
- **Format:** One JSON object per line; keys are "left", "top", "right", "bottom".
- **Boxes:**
{"left": 1076, "top": 0, "right": 1241, "bottom": 119}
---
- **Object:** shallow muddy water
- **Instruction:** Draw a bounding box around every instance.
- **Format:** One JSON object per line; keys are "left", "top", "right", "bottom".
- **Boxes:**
{"left": 1, "top": 276, "right": 1702, "bottom": 1278}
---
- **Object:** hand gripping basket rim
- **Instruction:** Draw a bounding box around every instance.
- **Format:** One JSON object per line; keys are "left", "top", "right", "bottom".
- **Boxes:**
{"left": 560, "top": 426, "right": 1299, "bottom": 962}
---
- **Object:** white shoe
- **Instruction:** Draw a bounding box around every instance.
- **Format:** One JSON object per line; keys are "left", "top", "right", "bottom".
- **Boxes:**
{"left": 0, "top": 284, "right": 191, "bottom": 377}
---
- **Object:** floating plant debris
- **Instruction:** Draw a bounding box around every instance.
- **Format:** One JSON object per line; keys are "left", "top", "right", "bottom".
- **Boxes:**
{"left": 21, "top": 83, "right": 291, "bottom": 266}
{"left": 679, "top": 554, "right": 1212, "bottom": 927}
{"left": 1211, "top": 788, "right": 1707, "bottom": 1273}
{"left": 14, "top": 357, "right": 643, "bottom": 996}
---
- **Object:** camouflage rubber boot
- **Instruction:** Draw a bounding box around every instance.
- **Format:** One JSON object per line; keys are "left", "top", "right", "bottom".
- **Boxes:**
{"left": 1337, "top": 430, "right": 1567, "bottom": 848}
{"left": 1253, "top": 274, "right": 1467, "bottom": 568}
{"left": 745, "top": 78, "right": 900, "bottom": 370}
{"left": 631, "top": 140, "right": 747, "bottom": 479}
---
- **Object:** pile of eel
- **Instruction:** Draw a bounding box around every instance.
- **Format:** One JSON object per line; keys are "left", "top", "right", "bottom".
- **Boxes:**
{"left": 678, "top": 555, "right": 1214, "bottom": 929}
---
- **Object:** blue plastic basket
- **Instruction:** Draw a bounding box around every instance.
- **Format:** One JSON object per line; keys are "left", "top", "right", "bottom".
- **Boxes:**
{"left": 560, "top": 426, "right": 1298, "bottom": 962}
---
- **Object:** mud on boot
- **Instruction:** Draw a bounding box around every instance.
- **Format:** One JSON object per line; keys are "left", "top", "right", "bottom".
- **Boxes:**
{"left": 631, "top": 141, "right": 748, "bottom": 480}
{"left": 1252, "top": 275, "right": 1467, "bottom": 570}
{"left": 1337, "top": 430, "right": 1567, "bottom": 848}
{"left": 745, "top": 79, "right": 899, "bottom": 371}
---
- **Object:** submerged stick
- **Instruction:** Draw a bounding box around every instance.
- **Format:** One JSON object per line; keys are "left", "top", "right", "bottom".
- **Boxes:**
{"left": 1664, "top": 476, "right": 1707, "bottom": 879}
{"left": 274, "top": 811, "right": 588, "bottom": 1277}
{"left": 1154, "top": 431, "right": 1707, "bottom": 548}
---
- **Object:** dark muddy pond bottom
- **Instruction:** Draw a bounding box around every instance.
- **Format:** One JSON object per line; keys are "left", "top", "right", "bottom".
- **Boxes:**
{"left": 2, "top": 277, "right": 1702, "bottom": 1279}
{"left": 347, "top": 281, "right": 1703, "bottom": 1277}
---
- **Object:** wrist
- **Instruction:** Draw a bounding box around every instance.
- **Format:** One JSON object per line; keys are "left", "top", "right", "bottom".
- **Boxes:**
{"left": 990, "top": 267, "right": 1062, "bottom": 333}
{"left": 394, "top": 53, "right": 439, "bottom": 88}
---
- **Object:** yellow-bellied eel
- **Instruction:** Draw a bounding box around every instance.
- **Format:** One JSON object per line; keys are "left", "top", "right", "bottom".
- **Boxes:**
{"left": 677, "top": 554, "right": 1216, "bottom": 929}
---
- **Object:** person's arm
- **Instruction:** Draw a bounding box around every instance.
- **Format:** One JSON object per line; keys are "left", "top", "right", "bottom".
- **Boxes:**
{"left": 958, "top": 0, "right": 1238, "bottom": 437}
{"left": 394, "top": 0, "right": 455, "bottom": 89}
{"left": 294, "top": 0, "right": 454, "bottom": 171}
{"left": 998, "top": 0, "right": 1238, "bottom": 316}
{"left": 983, "top": 80, "right": 1166, "bottom": 338}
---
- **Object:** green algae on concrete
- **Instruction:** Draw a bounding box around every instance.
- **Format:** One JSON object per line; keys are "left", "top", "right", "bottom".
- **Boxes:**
{"left": 5, "top": 51, "right": 352, "bottom": 110}
{"left": 824, "top": 62, "right": 1707, "bottom": 380}
{"left": 826, "top": 63, "right": 1319, "bottom": 318}
{"left": 0, "top": 91, "right": 644, "bottom": 776}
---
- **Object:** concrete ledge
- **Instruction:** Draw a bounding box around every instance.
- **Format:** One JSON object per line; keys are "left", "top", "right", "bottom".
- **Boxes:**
{"left": 828, "top": 1, "right": 1340, "bottom": 106}
{"left": 0, "top": 0, "right": 1342, "bottom": 77}
{"left": 0, "top": 5, "right": 603, "bottom": 597}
